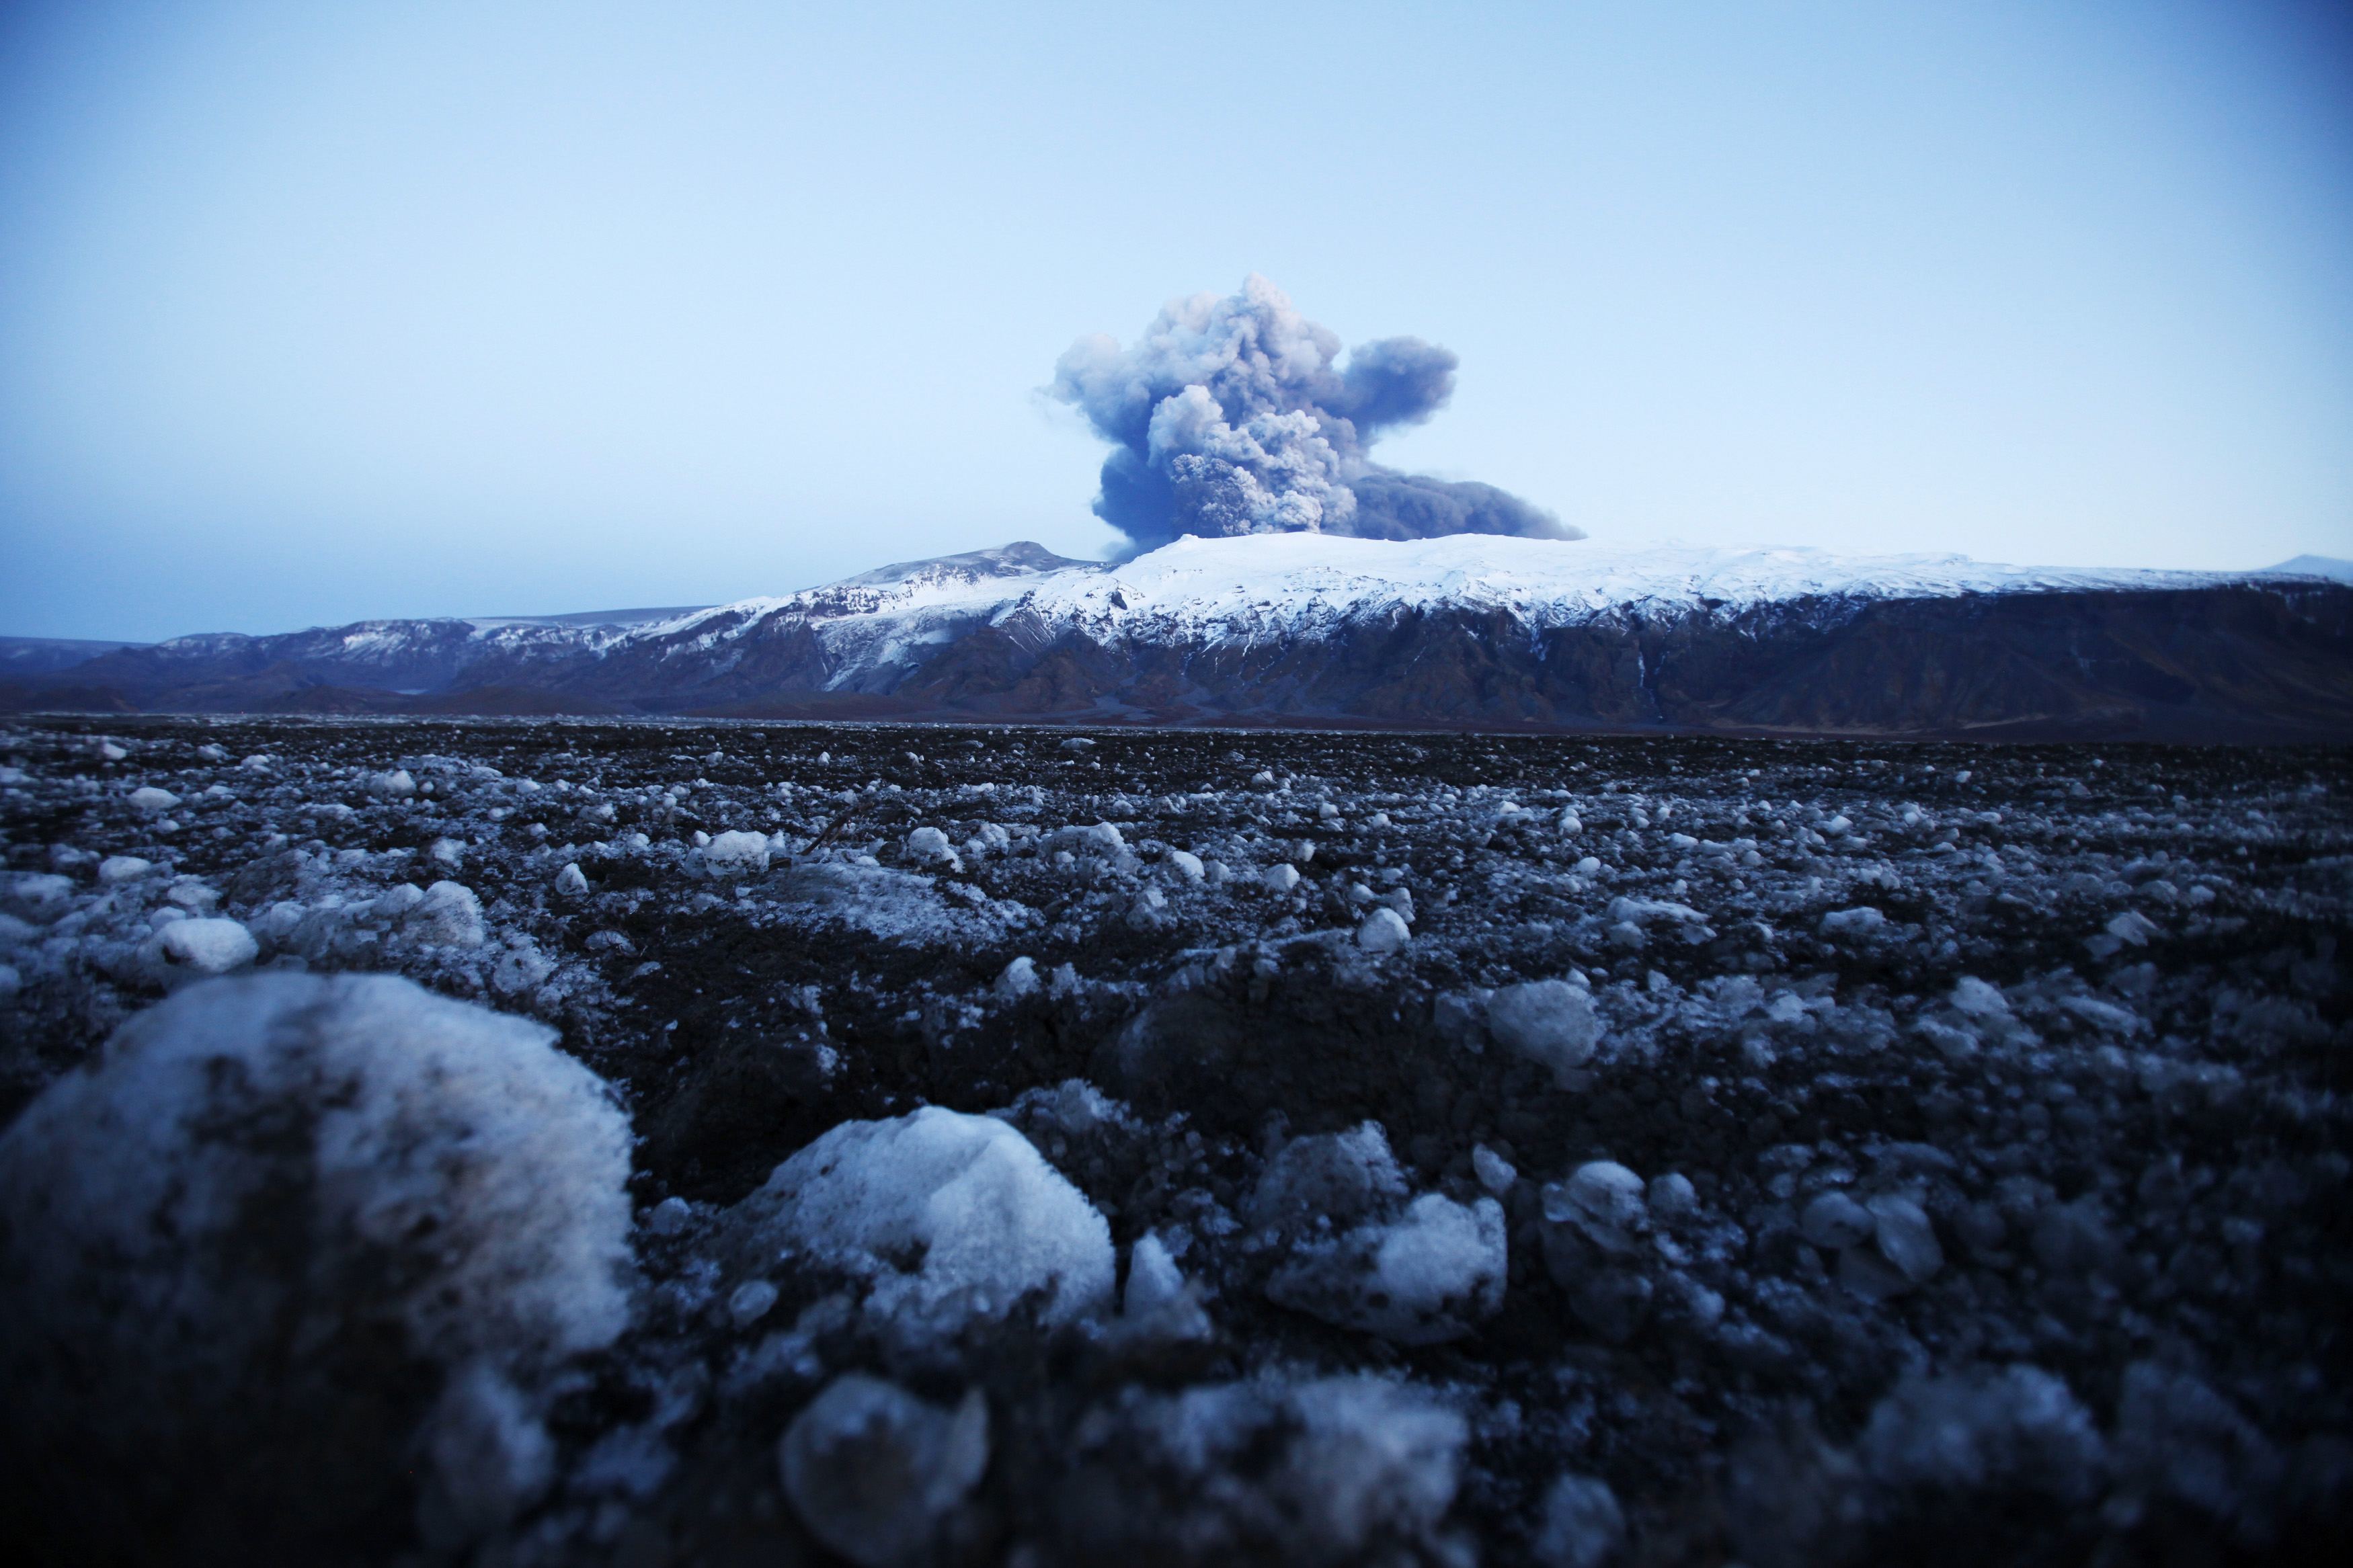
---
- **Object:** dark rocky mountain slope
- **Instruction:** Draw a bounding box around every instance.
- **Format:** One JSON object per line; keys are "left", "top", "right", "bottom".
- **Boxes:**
{"left": 7, "top": 536, "right": 2348, "bottom": 740}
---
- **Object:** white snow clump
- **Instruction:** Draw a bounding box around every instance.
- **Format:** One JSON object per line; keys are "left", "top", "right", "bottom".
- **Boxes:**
{"left": 729, "top": 1105, "right": 1115, "bottom": 1344}
{"left": 155, "top": 916, "right": 257, "bottom": 976}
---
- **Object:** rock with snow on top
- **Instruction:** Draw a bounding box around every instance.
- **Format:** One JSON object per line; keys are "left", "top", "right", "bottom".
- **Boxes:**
{"left": 405, "top": 880, "right": 487, "bottom": 947}
{"left": 994, "top": 955, "right": 1040, "bottom": 1001}
{"left": 1550, "top": 1161, "right": 1648, "bottom": 1253}
{"left": 1267, "top": 1191, "right": 1507, "bottom": 1344}
{"left": 1487, "top": 979, "right": 1601, "bottom": 1083}
{"left": 1356, "top": 905, "right": 1411, "bottom": 953}
{"left": 0, "top": 974, "right": 633, "bottom": 1551}
{"left": 157, "top": 917, "right": 257, "bottom": 976}
{"left": 904, "top": 826, "right": 961, "bottom": 869}
{"left": 703, "top": 829, "right": 772, "bottom": 872}
{"left": 1820, "top": 906, "right": 1886, "bottom": 936}
{"left": 727, "top": 1106, "right": 1113, "bottom": 1344}
{"left": 1800, "top": 1190, "right": 1874, "bottom": 1251}
{"left": 1949, "top": 975, "right": 2009, "bottom": 1016}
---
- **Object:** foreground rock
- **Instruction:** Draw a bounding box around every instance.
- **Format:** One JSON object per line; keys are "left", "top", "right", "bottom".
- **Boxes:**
{"left": 0, "top": 973, "right": 633, "bottom": 1560}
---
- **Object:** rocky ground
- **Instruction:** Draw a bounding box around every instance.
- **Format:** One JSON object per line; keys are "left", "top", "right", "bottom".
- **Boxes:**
{"left": 1, "top": 715, "right": 2348, "bottom": 1567}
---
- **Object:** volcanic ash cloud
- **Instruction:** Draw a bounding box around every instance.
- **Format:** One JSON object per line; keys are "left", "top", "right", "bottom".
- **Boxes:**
{"left": 1051, "top": 274, "right": 1579, "bottom": 553}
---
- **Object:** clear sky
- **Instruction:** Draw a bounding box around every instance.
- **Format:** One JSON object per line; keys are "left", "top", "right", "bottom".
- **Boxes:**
{"left": 2, "top": 0, "right": 2348, "bottom": 640}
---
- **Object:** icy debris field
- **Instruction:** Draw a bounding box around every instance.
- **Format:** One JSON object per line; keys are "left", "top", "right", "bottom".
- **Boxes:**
{"left": 1, "top": 716, "right": 2348, "bottom": 1567}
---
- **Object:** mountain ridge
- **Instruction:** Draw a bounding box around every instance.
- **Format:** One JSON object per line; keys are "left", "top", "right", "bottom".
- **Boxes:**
{"left": 5, "top": 536, "right": 2350, "bottom": 740}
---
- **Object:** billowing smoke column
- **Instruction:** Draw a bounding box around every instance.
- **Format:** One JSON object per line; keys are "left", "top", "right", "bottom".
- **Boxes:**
{"left": 1051, "top": 275, "right": 1579, "bottom": 553}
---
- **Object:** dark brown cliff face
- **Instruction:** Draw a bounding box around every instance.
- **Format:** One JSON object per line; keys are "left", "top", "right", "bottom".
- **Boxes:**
{"left": 7, "top": 583, "right": 2350, "bottom": 740}
{"left": 887, "top": 583, "right": 2353, "bottom": 740}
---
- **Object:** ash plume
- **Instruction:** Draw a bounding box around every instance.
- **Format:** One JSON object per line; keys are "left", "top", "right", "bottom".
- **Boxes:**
{"left": 1051, "top": 275, "right": 1579, "bottom": 553}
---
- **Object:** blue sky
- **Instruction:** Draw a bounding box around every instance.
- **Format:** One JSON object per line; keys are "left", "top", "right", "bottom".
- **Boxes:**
{"left": 2, "top": 0, "right": 2348, "bottom": 639}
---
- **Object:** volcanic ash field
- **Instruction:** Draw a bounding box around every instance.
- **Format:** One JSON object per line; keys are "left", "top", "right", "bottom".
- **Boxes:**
{"left": 1, "top": 716, "right": 2348, "bottom": 1567}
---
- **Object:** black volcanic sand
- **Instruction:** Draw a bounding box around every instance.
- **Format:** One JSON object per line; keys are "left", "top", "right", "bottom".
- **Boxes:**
{"left": 1, "top": 715, "right": 2349, "bottom": 1567}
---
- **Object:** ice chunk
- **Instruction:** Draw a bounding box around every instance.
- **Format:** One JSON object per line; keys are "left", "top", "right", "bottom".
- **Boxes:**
{"left": 1868, "top": 1194, "right": 1944, "bottom": 1284}
{"left": 2061, "top": 993, "right": 2142, "bottom": 1034}
{"left": 1487, "top": 979, "right": 1601, "bottom": 1084}
{"left": 1247, "top": 1122, "right": 1409, "bottom": 1235}
{"left": 1164, "top": 848, "right": 1205, "bottom": 882}
{"left": 1124, "top": 1233, "right": 1188, "bottom": 1317}
{"left": 2, "top": 871, "right": 76, "bottom": 920}
{"left": 157, "top": 917, "right": 257, "bottom": 976}
{"left": 1800, "top": 1190, "right": 1874, "bottom": 1250}
{"left": 128, "top": 785, "right": 180, "bottom": 813}
{"left": 1096, "top": 1375, "right": 1466, "bottom": 1561}
{"left": 1861, "top": 1365, "right": 2104, "bottom": 1499}
{"left": 423, "top": 1363, "right": 557, "bottom": 1543}
{"left": 368, "top": 769, "right": 416, "bottom": 798}
{"left": 98, "top": 855, "right": 155, "bottom": 884}
{"left": 1268, "top": 1192, "right": 1507, "bottom": 1344}
{"left": 1646, "top": 1171, "right": 1698, "bottom": 1221}
{"left": 404, "top": 880, "right": 486, "bottom": 947}
{"left": 904, "top": 825, "right": 962, "bottom": 869}
{"left": 0, "top": 974, "right": 633, "bottom": 1550}
{"left": 729, "top": 1278, "right": 780, "bottom": 1327}
{"left": 1472, "top": 1144, "right": 1517, "bottom": 1196}
{"left": 1949, "top": 975, "right": 2009, "bottom": 1017}
{"left": 1533, "top": 1473, "right": 1626, "bottom": 1568}
{"left": 704, "top": 829, "right": 772, "bottom": 871}
{"left": 1265, "top": 862, "right": 1302, "bottom": 893}
{"left": 779, "top": 1374, "right": 990, "bottom": 1568}
{"left": 2111, "top": 1361, "right": 2280, "bottom": 1526}
{"left": 994, "top": 954, "right": 1040, "bottom": 1000}
{"left": 554, "top": 862, "right": 590, "bottom": 897}
{"left": 1551, "top": 1160, "right": 1648, "bottom": 1253}
{"left": 1356, "top": 905, "right": 1411, "bottom": 953}
{"left": 1820, "top": 906, "right": 1886, "bottom": 936}
{"left": 729, "top": 1106, "right": 1113, "bottom": 1344}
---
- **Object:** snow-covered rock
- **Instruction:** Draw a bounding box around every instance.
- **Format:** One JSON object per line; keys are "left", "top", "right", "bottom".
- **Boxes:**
{"left": 727, "top": 1106, "right": 1114, "bottom": 1344}
{"left": 1267, "top": 1191, "right": 1507, "bottom": 1344}
{"left": 1356, "top": 905, "right": 1411, "bottom": 953}
{"left": 1486, "top": 979, "right": 1601, "bottom": 1082}
{"left": 703, "top": 829, "right": 773, "bottom": 872}
{"left": 0, "top": 974, "right": 634, "bottom": 1551}
{"left": 156, "top": 916, "right": 257, "bottom": 976}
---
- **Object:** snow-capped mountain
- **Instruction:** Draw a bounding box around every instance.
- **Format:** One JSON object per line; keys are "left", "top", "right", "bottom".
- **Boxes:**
{"left": 7, "top": 535, "right": 2350, "bottom": 739}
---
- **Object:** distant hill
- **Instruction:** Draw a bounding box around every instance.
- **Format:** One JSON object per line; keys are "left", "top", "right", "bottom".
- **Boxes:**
{"left": 2266, "top": 554, "right": 2353, "bottom": 584}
